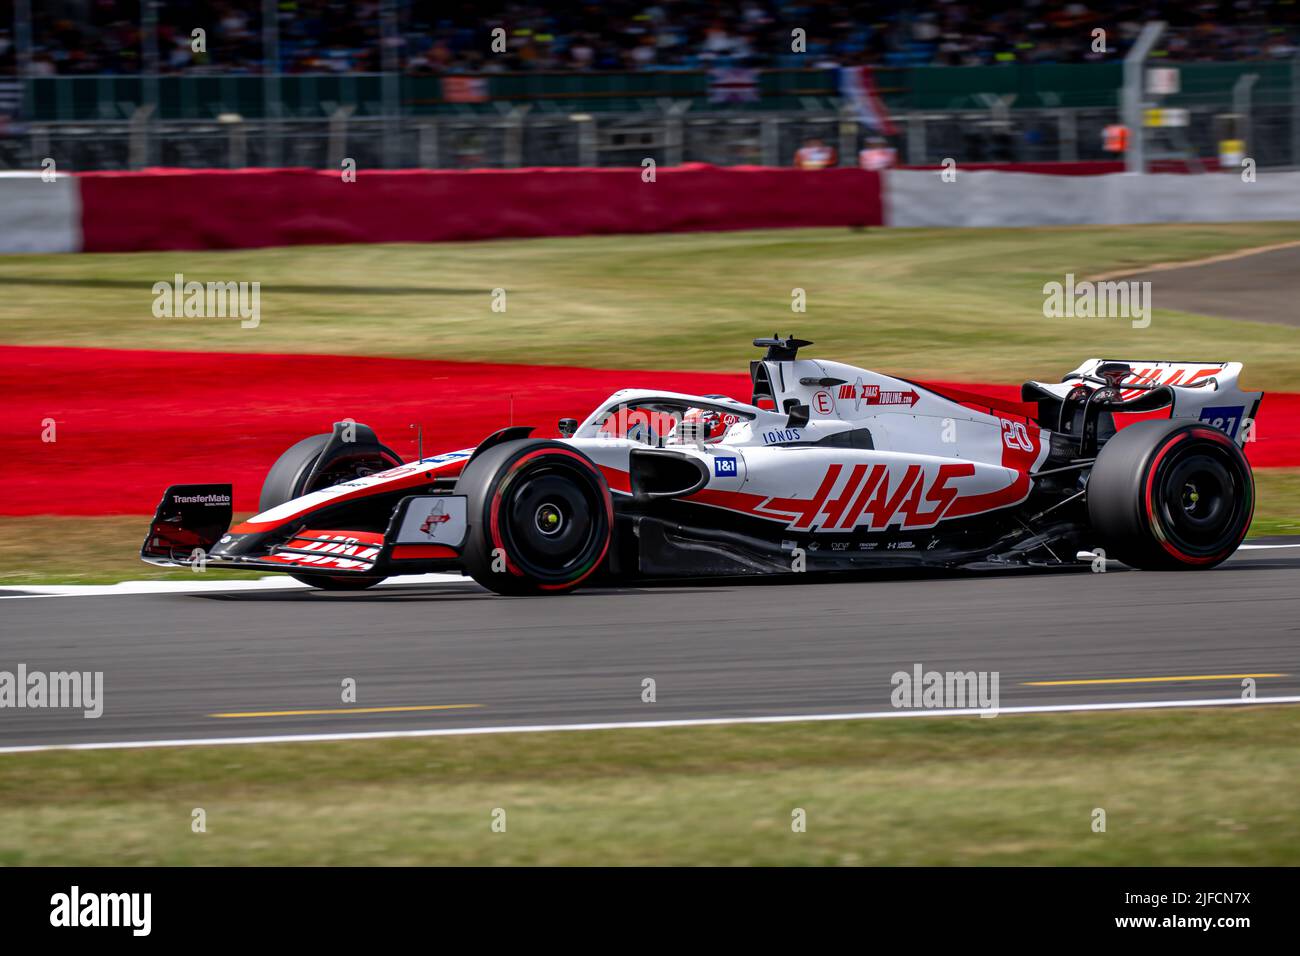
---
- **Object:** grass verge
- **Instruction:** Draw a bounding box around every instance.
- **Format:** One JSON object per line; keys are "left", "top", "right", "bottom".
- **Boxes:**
{"left": 0, "top": 514, "right": 262, "bottom": 586}
{"left": 0, "top": 706, "right": 1296, "bottom": 865}
{"left": 3, "top": 223, "right": 1300, "bottom": 387}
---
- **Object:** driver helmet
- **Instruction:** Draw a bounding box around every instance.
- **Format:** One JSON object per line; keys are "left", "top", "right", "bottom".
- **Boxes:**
{"left": 679, "top": 407, "right": 729, "bottom": 443}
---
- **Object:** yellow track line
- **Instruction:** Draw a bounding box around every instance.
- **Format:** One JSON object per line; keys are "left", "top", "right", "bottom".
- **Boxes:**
{"left": 1025, "top": 674, "right": 1285, "bottom": 687}
{"left": 210, "top": 704, "right": 482, "bottom": 719}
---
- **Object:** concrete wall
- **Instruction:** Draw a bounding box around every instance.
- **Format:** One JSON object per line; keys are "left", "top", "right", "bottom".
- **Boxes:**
{"left": 885, "top": 169, "right": 1300, "bottom": 228}
{"left": 0, "top": 172, "right": 82, "bottom": 253}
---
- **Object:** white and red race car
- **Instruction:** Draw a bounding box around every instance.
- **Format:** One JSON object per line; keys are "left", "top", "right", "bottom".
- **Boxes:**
{"left": 142, "top": 336, "right": 1262, "bottom": 594}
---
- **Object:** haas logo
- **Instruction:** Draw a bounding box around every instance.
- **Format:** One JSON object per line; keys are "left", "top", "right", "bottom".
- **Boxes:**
{"left": 420, "top": 502, "right": 452, "bottom": 536}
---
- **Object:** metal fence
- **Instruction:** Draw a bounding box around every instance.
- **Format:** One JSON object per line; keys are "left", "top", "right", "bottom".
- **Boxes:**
{"left": 5, "top": 102, "right": 1298, "bottom": 172}
{"left": 5, "top": 43, "right": 1298, "bottom": 171}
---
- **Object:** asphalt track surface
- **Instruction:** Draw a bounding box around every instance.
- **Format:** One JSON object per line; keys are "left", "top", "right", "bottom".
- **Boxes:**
{"left": 1122, "top": 243, "right": 1300, "bottom": 327}
{"left": 2, "top": 545, "right": 1298, "bottom": 749}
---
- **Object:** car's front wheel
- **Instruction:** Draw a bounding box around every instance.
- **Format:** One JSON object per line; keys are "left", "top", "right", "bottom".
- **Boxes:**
{"left": 260, "top": 429, "right": 402, "bottom": 590}
{"left": 456, "top": 440, "right": 613, "bottom": 595}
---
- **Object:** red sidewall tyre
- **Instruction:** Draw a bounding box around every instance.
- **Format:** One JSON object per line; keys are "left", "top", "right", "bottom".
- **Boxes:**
{"left": 259, "top": 431, "right": 402, "bottom": 591}
{"left": 457, "top": 440, "right": 613, "bottom": 595}
{"left": 1087, "top": 420, "right": 1254, "bottom": 570}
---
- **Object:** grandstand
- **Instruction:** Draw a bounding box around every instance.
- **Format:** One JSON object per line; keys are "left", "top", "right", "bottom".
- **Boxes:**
{"left": 1, "top": 1, "right": 1298, "bottom": 170}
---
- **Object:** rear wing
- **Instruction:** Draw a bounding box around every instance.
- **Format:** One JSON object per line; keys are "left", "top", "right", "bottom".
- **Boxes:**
{"left": 1035, "top": 359, "right": 1262, "bottom": 446}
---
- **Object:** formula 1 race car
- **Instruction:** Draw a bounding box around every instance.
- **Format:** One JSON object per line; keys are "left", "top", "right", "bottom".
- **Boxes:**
{"left": 142, "top": 336, "right": 1263, "bottom": 594}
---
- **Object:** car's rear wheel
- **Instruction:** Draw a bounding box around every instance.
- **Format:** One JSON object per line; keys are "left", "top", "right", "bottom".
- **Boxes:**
{"left": 456, "top": 440, "right": 613, "bottom": 595}
{"left": 1087, "top": 420, "right": 1253, "bottom": 570}
{"left": 259, "top": 431, "right": 402, "bottom": 590}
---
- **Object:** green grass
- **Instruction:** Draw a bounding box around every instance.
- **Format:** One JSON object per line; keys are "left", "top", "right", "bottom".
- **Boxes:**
{"left": 0, "top": 515, "right": 264, "bottom": 586}
{"left": 3, "top": 222, "right": 1299, "bottom": 388}
{"left": 1, "top": 706, "right": 1296, "bottom": 865}
{"left": 1248, "top": 468, "right": 1300, "bottom": 537}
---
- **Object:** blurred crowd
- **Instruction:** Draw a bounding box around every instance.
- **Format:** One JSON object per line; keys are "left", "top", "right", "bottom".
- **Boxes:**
{"left": 1, "top": 0, "right": 1297, "bottom": 76}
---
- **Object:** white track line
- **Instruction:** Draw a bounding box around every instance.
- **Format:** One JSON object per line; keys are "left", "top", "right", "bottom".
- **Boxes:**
{"left": 7, "top": 543, "right": 1295, "bottom": 599}
{"left": 0, "top": 572, "right": 466, "bottom": 599}
{"left": 2, "top": 695, "right": 1296, "bottom": 755}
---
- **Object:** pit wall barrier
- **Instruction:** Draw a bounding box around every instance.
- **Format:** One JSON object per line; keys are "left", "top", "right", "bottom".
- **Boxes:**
{"left": 1, "top": 164, "right": 1297, "bottom": 254}
{"left": 45, "top": 164, "right": 883, "bottom": 254}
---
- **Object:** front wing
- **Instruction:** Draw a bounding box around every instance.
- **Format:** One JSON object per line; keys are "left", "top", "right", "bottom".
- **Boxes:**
{"left": 141, "top": 484, "right": 471, "bottom": 576}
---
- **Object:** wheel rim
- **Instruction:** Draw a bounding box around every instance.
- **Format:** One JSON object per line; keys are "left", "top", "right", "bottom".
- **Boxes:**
{"left": 534, "top": 502, "right": 565, "bottom": 536}
{"left": 494, "top": 455, "right": 609, "bottom": 584}
{"left": 1150, "top": 438, "right": 1250, "bottom": 560}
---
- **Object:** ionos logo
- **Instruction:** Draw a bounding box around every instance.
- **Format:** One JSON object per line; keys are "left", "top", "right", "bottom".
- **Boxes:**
{"left": 714, "top": 457, "right": 738, "bottom": 477}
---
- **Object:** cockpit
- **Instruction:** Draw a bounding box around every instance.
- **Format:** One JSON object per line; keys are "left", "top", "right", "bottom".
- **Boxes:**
{"left": 580, "top": 396, "right": 755, "bottom": 447}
